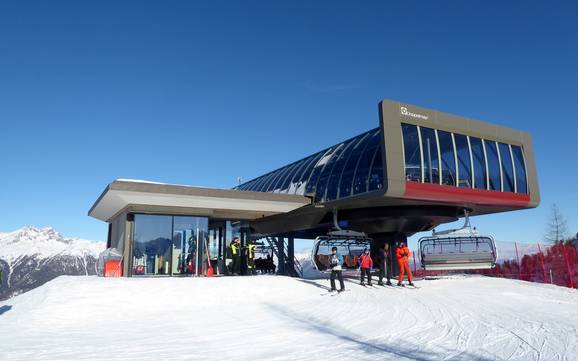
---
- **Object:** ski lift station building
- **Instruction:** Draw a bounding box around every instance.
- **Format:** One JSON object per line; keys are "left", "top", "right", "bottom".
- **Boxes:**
{"left": 88, "top": 100, "right": 540, "bottom": 277}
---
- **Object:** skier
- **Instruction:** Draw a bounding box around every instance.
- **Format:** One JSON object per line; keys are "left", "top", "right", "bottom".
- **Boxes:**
{"left": 396, "top": 241, "right": 414, "bottom": 286}
{"left": 328, "top": 246, "right": 345, "bottom": 292}
{"left": 377, "top": 243, "right": 393, "bottom": 286}
{"left": 358, "top": 248, "right": 373, "bottom": 286}
{"left": 230, "top": 238, "right": 241, "bottom": 275}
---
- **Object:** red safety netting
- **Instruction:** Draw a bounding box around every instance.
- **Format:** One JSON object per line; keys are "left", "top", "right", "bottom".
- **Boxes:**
{"left": 410, "top": 242, "right": 578, "bottom": 289}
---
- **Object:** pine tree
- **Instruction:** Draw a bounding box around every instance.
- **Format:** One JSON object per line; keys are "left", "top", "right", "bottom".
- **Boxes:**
{"left": 544, "top": 204, "right": 569, "bottom": 244}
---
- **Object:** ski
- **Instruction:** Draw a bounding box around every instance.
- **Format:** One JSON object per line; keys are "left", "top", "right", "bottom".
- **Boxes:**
{"left": 331, "top": 289, "right": 350, "bottom": 296}
{"left": 322, "top": 289, "right": 349, "bottom": 296}
{"left": 376, "top": 283, "right": 398, "bottom": 289}
{"left": 399, "top": 284, "right": 420, "bottom": 289}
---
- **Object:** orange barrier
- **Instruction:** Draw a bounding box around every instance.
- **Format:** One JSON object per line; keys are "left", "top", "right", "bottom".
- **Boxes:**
{"left": 104, "top": 260, "right": 123, "bottom": 277}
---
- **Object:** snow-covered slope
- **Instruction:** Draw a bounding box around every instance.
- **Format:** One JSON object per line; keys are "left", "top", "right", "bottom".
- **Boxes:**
{"left": 1, "top": 275, "right": 576, "bottom": 361}
{"left": 0, "top": 227, "right": 104, "bottom": 300}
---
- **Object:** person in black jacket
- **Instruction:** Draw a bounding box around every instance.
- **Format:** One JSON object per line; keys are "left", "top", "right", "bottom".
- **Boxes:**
{"left": 245, "top": 240, "right": 257, "bottom": 275}
{"left": 230, "top": 238, "right": 241, "bottom": 275}
{"left": 377, "top": 243, "right": 393, "bottom": 286}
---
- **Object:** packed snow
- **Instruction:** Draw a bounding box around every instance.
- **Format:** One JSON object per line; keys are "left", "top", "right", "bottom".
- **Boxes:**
{"left": 1, "top": 275, "right": 576, "bottom": 361}
{"left": 0, "top": 227, "right": 104, "bottom": 262}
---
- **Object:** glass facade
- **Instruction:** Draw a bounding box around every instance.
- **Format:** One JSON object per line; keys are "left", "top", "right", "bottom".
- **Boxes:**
{"left": 438, "top": 130, "right": 457, "bottom": 186}
{"left": 499, "top": 143, "right": 515, "bottom": 193}
{"left": 338, "top": 131, "right": 374, "bottom": 199}
{"left": 313, "top": 143, "right": 348, "bottom": 200}
{"left": 454, "top": 134, "right": 472, "bottom": 188}
{"left": 239, "top": 123, "right": 529, "bottom": 200}
{"left": 511, "top": 145, "right": 527, "bottom": 194}
{"left": 401, "top": 124, "right": 421, "bottom": 182}
{"left": 236, "top": 128, "right": 386, "bottom": 202}
{"left": 352, "top": 131, "right": 382, "bottom": 195}
{"left": 401, "top": 123, "right": 528, "bottom": 194}
{"left": 132, "top": 215, "right": 172, "bottom": 275}
{"left": 368, "top": 149, "right": 384, "bottom": 191}
{"left": 469, "top": 137, "right": 487, "bottom": 190}
{"left": 171, "top": 216, "right": 209, "bottom": 276}
{"left": 485, "top": 140, "right": 501, "bottom": 191}
{"left": 419, "top": 127, "right": 440, "bottom": 184}
{"left": 132, "top": 214, "right": 208, "bottom": 276}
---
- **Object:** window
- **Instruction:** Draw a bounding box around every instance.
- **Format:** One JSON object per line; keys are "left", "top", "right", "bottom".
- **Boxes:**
{"left": 499, "top": 143, "right": 515, "bottom": 192}
{"left": 469, "top": 137, "right": 487, "bottom": 190}
{"left": 324, "top": 135, "right": 364, "bottom": 201}
{"left": 438, "top": 130, "right": 456, "bottom": 186}
{"left": 171, "top": 216, "right": 209, "bottom": 276}
{"left": 241, "top": 180, "right": 256, "bottom": 191}
{"left": 259, "top": 169, "right": 282, "bottom": 192}
{"left": 284, "top": 153, "right": 317, "bottom": 194}
{"left": 278, "top": 158, "right": 309, "bottom": 193}
{"left": 454, "top": 134, "right": 472, "bottom": 188}
{"left": 270, "top": 162, "right": 299, "bottom": 193}
{"left": 315, "top": 142, "right": 348, "bottom": 201}
{"left": 339, "top": 132, "right": 373, "bottom": 198}
{"left": 247, "top": 175, "right": 267, "bottom": 191}
{"left": 419, "top": 127, "right": 440, "bottom": 184}
{"left": 305, "top": 146, "right": 340, "bottom": 194}
{"left": 401, "top": 124, "right": 421, "bottom": 182}
{"left": 132, "top": 215, "right": 173, "bottom": 276}
{"left": 484, "top": 140, "right": 501, "bottom": 191}
{"left": 292, "top": 152, "right": 324, "bottom": 195}
{"left": 511, "top": 145, "right": 528, "bottom": 194}
{"left": 368, "top": 147, "right": 384, "bottom": 191}
{"left": 266, "top": 167, "right": 289, "bottom": 192}
{"left": 352, "top": 131, "right": 381, "bottom": 195}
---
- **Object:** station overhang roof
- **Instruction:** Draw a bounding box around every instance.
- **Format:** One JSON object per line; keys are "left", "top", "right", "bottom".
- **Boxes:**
{"left": 88, "top": 179, "right": 311, "bottom": 222}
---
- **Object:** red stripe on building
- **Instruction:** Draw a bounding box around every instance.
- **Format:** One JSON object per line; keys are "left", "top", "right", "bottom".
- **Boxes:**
{"left": 404, "top": 181, "right": 531, "bottom": 208}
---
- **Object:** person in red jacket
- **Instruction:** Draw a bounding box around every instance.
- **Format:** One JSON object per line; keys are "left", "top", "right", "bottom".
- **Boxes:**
{"left": 358, "top": 248, "right": 373, "bottom": 286}
{"left": 395, "top": 241, "right": 414, "bottom": 287}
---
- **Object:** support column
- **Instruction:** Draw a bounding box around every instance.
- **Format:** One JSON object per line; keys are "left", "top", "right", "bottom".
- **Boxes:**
{"left": 369, "top": 232, "right": 403, "bottom": 281}
{"left": 277, "top": 237, "right": 285, "bottom": 275}
{"left": 217, "top": 227, "right": 224, "bottom": 276}
{"left": 240, "top": 227, "right": 247, "bottom": 275}
{"left": 287, "top": 237, "right": 295, "bottom": 277}
{"left": 124, "top": 213, "right": 134, "bottom": 277}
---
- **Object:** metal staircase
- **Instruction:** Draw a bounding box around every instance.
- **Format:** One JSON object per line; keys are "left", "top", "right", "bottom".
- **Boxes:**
{"left": 265, "top": 237, "right": 303, "bottom": 278}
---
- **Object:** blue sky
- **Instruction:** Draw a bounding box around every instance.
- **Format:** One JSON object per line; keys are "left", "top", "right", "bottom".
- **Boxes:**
{"left": 1, "top": 1, "right": 577, "bottom": 247}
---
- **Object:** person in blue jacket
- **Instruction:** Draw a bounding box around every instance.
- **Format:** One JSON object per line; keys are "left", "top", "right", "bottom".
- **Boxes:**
{"left": 329, "top": 246, "right": 345, "bottom": 292}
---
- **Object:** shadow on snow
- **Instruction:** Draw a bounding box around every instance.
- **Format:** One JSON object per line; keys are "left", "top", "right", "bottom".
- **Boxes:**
{"left": 264, "top": 303, "right": 494, "bottom": 361}
{"left": 0, "top": 305, "right": 12, "bottom": 316}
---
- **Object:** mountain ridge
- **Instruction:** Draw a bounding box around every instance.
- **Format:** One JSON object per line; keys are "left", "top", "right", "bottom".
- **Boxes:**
{"left": 0, "top": 226, "right": 105, "bottom": 300}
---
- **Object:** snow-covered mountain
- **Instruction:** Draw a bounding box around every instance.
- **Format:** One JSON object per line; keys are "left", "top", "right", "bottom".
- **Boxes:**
{"left": 0, "top": 227, "right": 105, "bottom": 300}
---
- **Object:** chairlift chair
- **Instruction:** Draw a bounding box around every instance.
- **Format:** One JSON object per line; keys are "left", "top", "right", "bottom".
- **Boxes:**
{"left": 254, "top": 243, "right": 273, "bottom": 258}
{"left": 418, "top": 211, "right": 498, "bottom": 271}
{"left": 311, "top": 229, "right": 373, "bottom": 274}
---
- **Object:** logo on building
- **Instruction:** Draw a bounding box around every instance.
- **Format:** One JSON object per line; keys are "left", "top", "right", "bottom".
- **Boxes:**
{"left": 400, "top": 106, "right": 429, "bottom": 120}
